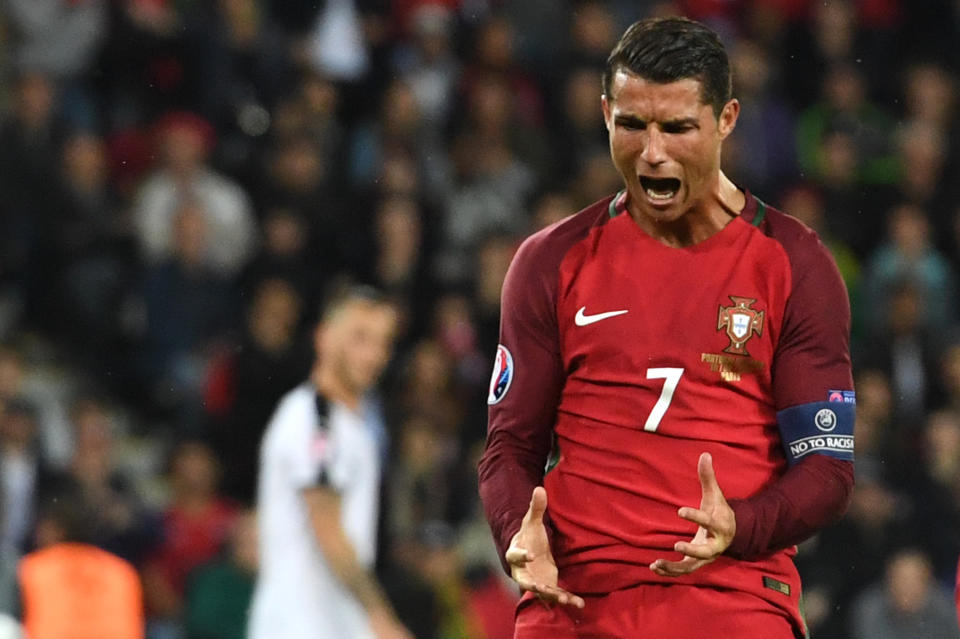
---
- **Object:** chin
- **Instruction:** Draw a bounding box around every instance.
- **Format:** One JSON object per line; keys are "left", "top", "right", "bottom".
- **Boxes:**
{"left": 639, "top": 203, "right": 687, "bottom": 225}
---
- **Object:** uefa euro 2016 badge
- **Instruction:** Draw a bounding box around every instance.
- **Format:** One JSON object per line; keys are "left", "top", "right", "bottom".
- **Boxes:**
{"left": 487, "top": 345, "right": 514, "bottom": 405}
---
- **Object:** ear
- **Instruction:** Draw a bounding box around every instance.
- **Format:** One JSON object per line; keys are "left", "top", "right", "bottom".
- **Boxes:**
{"left": 601, "top": 94, "right": 612, "bottom": 132}
{"left": 717, "top": 99, "right": 739, "bottom": 140}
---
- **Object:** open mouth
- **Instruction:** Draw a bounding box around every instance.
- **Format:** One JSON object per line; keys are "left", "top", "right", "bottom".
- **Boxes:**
{"left": 639, "top": 176, "right": 681, "bottom": 201}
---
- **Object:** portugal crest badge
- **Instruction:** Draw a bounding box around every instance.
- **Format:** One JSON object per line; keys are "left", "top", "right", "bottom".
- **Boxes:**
{"left": 717, "top": 296, "right": 764, "bottom": 356}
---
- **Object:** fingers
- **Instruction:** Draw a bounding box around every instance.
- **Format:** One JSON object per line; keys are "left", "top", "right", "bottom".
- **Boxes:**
{"left": 505, "top": 546, "right": 533, "bottom": 566}
{"left": 525, "top": 486, "right": 548, "bottom": 525}
{"left": 516, "top": 579, "right": 586, "bottom": 608}
{"left": 697, "top": 452, "right": 720, "bottom": 498}
{"left": 649, "top": 556, "right": 706, "bottom": 577}
{"left": 677, "top": 506, "right": 712, "bottom": 528}
{"left": 673, "top": 539, "right": 721, "bottom": 560}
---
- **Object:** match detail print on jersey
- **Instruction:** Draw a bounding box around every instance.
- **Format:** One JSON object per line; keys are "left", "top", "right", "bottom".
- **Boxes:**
{"left": 574, "top": 306, "right": 629, "bottom": 326}
{"left": 487, "top": 345, "right": 515, "bottom": 405}
{"left": 701, "top": 294, "right": 766, "bottom": 382}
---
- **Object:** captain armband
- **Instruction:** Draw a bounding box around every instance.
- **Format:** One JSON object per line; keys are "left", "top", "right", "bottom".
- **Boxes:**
{"left": 777, "top": 395, "right": 855, "bottom": 466}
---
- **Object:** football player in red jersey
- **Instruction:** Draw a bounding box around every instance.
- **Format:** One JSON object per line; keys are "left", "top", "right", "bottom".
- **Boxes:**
{"left": 478, "top": 16, "right": 855, "bottom": 639}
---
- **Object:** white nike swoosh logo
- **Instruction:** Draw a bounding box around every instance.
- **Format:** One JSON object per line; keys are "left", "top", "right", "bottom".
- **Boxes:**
{"left": 574, "top": 306, "right": 629, "bottom": 326}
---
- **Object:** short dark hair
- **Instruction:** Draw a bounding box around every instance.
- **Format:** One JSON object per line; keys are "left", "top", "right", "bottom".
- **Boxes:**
{"left": 602, "top": 16, "right": 732, "bottom": 117}
{"left": 319, "top": 277, "right": 389, "bottom": 324}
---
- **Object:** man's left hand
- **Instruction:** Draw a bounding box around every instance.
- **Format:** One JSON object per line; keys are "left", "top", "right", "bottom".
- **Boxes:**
{"left": 650, "top": 452, "right": 736, "bottom": 577}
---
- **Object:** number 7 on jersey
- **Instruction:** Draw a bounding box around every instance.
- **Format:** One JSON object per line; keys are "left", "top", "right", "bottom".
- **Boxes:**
{"left": 644, "top": 367, "right": 684, "bottom": 432}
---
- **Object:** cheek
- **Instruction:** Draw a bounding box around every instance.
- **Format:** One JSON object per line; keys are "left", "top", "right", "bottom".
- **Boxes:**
{"left": 609, "top": 137, "right": 639, "bottom": 170}
{"left": 678, "top": 141, "right": 717, "bottom": 183}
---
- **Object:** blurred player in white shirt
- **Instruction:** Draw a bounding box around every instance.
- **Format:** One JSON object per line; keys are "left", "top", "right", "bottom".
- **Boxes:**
{"left": 248, "top": 286, "right": 411, "bottom": 639}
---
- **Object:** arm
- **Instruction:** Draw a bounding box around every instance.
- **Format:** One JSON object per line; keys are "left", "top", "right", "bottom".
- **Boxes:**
{"left": 302, "top": 486, "right": 410, "bottom": 638}
{"left": 477, "top": 227, "right": 588, "bottom": 606}
{"left": 727, "top": 455, "right": 853, "bottom": 559}
{"left": 477, "top": 231, "right": 566, "bottom": 567}
{"left": 730, "top": 217, "right": 856, "bottom": 558}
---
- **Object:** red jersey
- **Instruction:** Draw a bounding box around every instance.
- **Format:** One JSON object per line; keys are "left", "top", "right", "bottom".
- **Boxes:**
{"left": 479, "top": 191, "right": 854, "bottom": 635}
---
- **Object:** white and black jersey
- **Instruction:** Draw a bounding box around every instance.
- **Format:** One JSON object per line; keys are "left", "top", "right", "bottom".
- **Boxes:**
{"left": 248, "top": 383, "right": 381, "bottom": 639}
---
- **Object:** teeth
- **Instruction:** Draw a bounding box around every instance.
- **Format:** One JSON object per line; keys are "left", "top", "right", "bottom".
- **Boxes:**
{"left": 646, "top": 188, "right": 676, "bottom": 200}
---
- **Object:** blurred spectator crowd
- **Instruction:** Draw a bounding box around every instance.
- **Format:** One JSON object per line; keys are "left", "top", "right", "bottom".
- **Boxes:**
{"left": 0, "top": 0, "right": 958, "bottom": 638}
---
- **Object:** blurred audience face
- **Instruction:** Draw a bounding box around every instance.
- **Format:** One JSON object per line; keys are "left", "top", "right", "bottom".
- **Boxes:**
{"left": 270, "top": 137, "right": 324, "bottom": 193}
{"left": 564, "top": 68, "right": 605, "bottom": 131}
{"left": 533, "top": 191, "right": 575, "bottom": 229}
{"left": 813, "top": 1, "right": 855, "bottom": 60}
{"left": 432, "top": 296, "right": 477, "bottom": 359}
{"left": 159, "top": 118, "right": 212, "bottom": 175}
{"left": 0, "top": 349, "right": 25, "bottom": 399}
{"left": 70, "top": 398, "right": 116, "bottom": 486}
{"left": 924, "top": 410, "right": 960, "bottom": 482}
{"left": 62, "top": 133, "right": 109, "bottom": 191}
{"left": 887, "top": 203, "right": 930, "bottom": 257}
{"left": 219, "top": 0, "right": 259, "bottom": 44}
{"left": 886, "top": 283, "right": 922, "bottom": 337}
{"left": 399, "top": 415, "right": 443, "bottom": 476}
{"left": 475, "top": 235, "right": 517, "bottom": 312}
{"left": 375, "top": 197, "right": 422, "bottom": 271}
{"left": 378, "top": 150, "right": 421, "bottom": 197}
{"left": 170, "top": 441, "right": 220, "bottom": 499}
{"left": 469, "top": 77, "right": 513, "bottom": 136}
{"left": 779, "top": 185, "right": 824, "bottom": 232}
{"left": 903, "top": 63, "right": 956, "bottom": 128}
{"left": 730, "top": 40, "right": 771, "bottom": 97}
{"left": 263, "top": 209, "right": 307, "bottom": 258}
{"left": 847, "top": 473, "right": 896, "bottom": 529}
{"left": 474, "top": 17, "right": 515, "bottom": 70}
{"left": 823, "top": 65, "right": 864, "bottom": 113}
{"left": 897, "top": 121, "right": 946, "bottom": 196}
{"left": 15, "top": 72, "right": 55, "bottom": 130}
{"left": 856, "top": 369, "right": 893, "bottom": 423}
{"left": 248, "top": 278, "right": 302, "bottom": 353}
{"left": 410, "top": 5, "right": 452, "bottom": 61}
{"left": 406, "top": 339, "right": 452, "bottom": 393}
{"left": 573, "top": 149, "right": 622, "bottom": 205}
{"left": 885, "top": 549, "right": 935, "bottom": 615}
{"left": 569, "top": 1, "right": 616, "bottom": 58}
{"left": 230, "top": 509, "right": 258, "bottom": 573}
{"left": 72, "top": 399, "right": 114, "bottom": 459}
{"left": 0, "top": 402, "right": 35, "bottom": 453}
{"left": 381, "top": 81, "right": 421, "bottom": 138}
{"left": 301, "top": 74, "right": 339, "bottom": 120}
{"left": 940, "top": 342, "right": 960, "bottom": 400}
{"left": 819, "top": 130, "right": 858, "bottom": 186}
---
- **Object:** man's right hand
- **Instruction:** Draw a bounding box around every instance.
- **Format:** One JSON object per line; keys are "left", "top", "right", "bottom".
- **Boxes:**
{"left": 505, "top": 486, "right": 585, "bottom": 608}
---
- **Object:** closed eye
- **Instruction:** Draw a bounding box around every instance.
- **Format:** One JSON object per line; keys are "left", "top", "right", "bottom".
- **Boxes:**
{"left": 662, "top": 120, "right": 699, "bottom": 134}
{"left": 615, "top": 116, "right": 646, "bottom": 131}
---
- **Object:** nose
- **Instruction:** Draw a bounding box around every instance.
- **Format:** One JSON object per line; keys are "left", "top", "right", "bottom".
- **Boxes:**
{"left": 640, "top": 127, "right": 667, "bottom": 166}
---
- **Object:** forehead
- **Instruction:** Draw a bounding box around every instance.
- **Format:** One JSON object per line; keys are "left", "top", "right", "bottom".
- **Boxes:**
{"left": 607, "top": 70, "right": 709, "bottom": 118}
{"left": 332, "top": 300, "right": 397, "bottom": 333}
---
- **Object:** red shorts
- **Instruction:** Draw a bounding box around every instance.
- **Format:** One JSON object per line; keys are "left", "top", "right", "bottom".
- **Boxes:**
{"left": 514, "top": 584, "right": 801, "bottom": 639}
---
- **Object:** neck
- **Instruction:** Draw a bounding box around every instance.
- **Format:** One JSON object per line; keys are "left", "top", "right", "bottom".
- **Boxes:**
{"left": 311, "top": 365, "right": 361, "bottom": 411}
{"left": 630, "top": 171, "right": 745, "bottom": 248}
